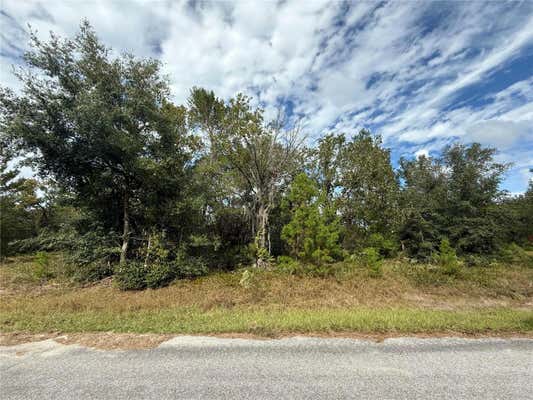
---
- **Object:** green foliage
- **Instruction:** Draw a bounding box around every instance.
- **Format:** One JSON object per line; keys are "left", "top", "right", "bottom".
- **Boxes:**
{"left": 71, "top": 261, "right": 114, "bottom": 283}
{"left": 145, "top": 262, "right": 175, "bottom": 289}
{"left": 313, "top": 133, "right": 345, "bottom": 199}
{"left": 282, "top": 173, "right": 341, "bottom": 265}
{"left": 66, "top": 229, "right": 119, "bottom": 282}
{"left": 366, "top": 233, "right": 398, "bottom": 258}
{"left": 499, "top": 243, "right": 532, "bottom": 267}
{"left": 173, "top": 254, "right": 209, "bottom": 279}
{"left": 0, "top": 149, "right": 40, "bottom": 257}
{"left": 33, "top": 252, "right": 54, "bottom": 281}
{"left": 361, "top": 247, "right": 383, "bottom": 278}
{"left": 114, "top": 253, "right": 208, "bottom": 291}
{"left": 462, "top": 254, "right": 492, "bottom": 268}
{"left": 338, "top": 130, "right": 400, "bottom": 248}
{"left": 276, "top": 256, "right": 303, "bottom": 275}
{"left": 399, "top": 144, "right": 509, "bottom": 260}
{"left": 114, "top": 262, "right": 149, "bottom": 290}
{"left": 188, "top": 87, "right": 302, "bottom": 263}
{"left": 1, "top": 21, "right": 196, "bottom": 265}
{"left": 1, "top": 21, "right": 528, "bottom": 288}
{"left": 436, "top": 239, "right": 461, "bottom": 276}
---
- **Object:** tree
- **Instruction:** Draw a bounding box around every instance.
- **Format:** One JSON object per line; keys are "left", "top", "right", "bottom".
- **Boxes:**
{"left": 498, "top": 181, "right": 533, "bottom": 246}
{"left": 313, "top": 133, "right": 345, "bottom": 201}
{"left": 399, "top": 143, "right": 510, "bottom": 259}
{"left": 188, "top": 88, "right": 303, "bottom": 266}
{"left": 398, "top": 154, "right": 447, "bottom": 260}
{"left": 281, "top": 173, "right": 341, "bottom": 265}
{"left": 337, "top": 130, "right": 399, "bottom": 249}
{"left": 443, "top": 143, "right": 508, "bottom": 254}
{"left": 1, "top": 21, "right": 194, "bottom": 265}
{"left": 0, "top": 148, "right": 40, "bottom": 257}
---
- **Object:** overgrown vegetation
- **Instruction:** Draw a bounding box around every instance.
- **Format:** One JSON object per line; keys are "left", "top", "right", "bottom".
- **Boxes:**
{"left": 1, "top": 21, "right": 532, "bottom": 294}
{"left": 1, "top": 254, "right": 532, "bottom": 335}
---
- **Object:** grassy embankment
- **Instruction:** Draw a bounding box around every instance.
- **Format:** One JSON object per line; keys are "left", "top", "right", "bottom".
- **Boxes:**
{"left": 1, "top": 254, "right": 532, "bottom": 336}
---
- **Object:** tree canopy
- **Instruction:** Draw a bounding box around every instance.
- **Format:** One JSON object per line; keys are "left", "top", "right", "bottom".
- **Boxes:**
{"left": 1, "top": 22, "right": 530, "bottom": 287}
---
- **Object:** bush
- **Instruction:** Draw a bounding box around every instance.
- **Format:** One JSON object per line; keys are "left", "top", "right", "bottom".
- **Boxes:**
{"left": 462, "top": 254, "right": 492, "bottom": 268}
{"left": 33, "top": 251, "right": 55, "bottom": 281}
{"left": 499, "top": 243, "right": 532, "bottom": 266}
{"left": 174, "top": 255, "right": 209, "bottom": 278}
{"left": 276, "top": 256, "right": 338, "bottom": 277}
{"left": 276, "top": 256, "right": 303, "bottom": 275}
{"left": 114, "top": 253, "right": 209, "bottom": 291}
{"left": 366, "top": 233, "right": 398, "bottom": 258}
{"left": 114, "top": 262, "right": 149, "bottom": 290}
{"left": 70, "top": 261, "right": 113, "bottom": 283}
{"left": 436, "top": 238, "right": 461, "bottom": 276}
{"left": 11, "top": 225, "right": 119, "bottom": 283}
{"left": 361, "top": 247, "right": 383, "bottom": 278}
{"left": 145, "top": 262, "right": 175, "bottom": 289}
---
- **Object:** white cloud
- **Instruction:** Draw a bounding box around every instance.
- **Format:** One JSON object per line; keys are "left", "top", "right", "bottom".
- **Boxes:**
{"left": 1, "top": 0, "right": 532, "bottom": 190}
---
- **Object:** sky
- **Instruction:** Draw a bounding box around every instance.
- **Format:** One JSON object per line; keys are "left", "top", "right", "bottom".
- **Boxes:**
{"left": 1, "top": 0, "right": 532, "bottom": 193}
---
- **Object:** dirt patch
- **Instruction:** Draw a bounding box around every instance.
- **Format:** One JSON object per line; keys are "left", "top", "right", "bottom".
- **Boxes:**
{"left": 0, "top": 332, "right": 173, "bottom": 349}
{"left": 56, "top": 333, "right": 174, "bottom": 350}
{"left": 0, "top": 332, "right": 65, "bottom": 346}
{"left": 2, "top": 331, "right": 532, "bottom": 349}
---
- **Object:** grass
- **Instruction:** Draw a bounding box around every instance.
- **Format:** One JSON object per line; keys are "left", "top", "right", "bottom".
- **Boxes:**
{"left": 1, "top": 253, "right": 532, "bottom": 336}
{"left": 2, "top": 307, "right": 531, "bottom": 336}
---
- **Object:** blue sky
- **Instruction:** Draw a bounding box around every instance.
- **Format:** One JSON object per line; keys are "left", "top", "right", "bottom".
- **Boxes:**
{"left": 1, "top": 0, "right": 532, "bottom": 192}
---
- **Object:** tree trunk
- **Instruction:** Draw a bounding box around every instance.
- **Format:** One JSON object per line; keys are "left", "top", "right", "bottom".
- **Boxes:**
{"left": 119, "top": 192, "right": 130, "bottom": 266}
{"left": 143, "top": 232, "right": 152, "bottom": 269}
{"left": 256, "top": 202, "right": 269, "bottom": 268}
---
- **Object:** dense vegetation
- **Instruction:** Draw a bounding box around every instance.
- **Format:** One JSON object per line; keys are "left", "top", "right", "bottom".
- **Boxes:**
{"left": 1, "top": 22, "right": 532, "bottom": 290}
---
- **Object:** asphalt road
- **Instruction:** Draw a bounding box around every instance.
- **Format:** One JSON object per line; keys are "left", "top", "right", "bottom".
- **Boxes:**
{"left": 1, "top": 336, "right": 532, "bottom": 399}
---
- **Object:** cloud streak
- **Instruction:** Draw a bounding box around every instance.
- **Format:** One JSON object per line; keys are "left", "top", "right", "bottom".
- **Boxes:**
{"left": 0, "top": 0, "right": 531, "bottom": 191}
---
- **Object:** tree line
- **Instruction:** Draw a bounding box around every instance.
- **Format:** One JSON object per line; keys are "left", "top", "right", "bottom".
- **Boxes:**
{"left": 1, "top": 22, "right": 531, "bottom": 288}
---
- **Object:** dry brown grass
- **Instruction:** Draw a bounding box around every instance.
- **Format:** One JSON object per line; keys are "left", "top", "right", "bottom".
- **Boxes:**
{"left": 1, "top": 257, "right": 532, "bottom": 315}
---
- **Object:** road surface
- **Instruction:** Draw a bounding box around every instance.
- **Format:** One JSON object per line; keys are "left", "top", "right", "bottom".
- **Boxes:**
{"left": 1, "top": 336, "right": 532, "bottom": 399}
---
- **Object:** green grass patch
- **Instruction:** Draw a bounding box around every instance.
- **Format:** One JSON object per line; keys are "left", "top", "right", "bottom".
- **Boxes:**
{"left": 1, "top": 307, "right": 531, "bottom": 335}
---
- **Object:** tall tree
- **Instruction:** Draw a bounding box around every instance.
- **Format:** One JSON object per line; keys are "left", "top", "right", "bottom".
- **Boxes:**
{"left": 398, "top": 154, "right": 448, "bottom": 259}
{"left": 313, "top": 133, "right": 345, "bottom": 201}
{"left": 337, "top": 130, "right": 399, "bottom": 249}
{"left": 0, "top": 21, "right": 193, "bottom": 264}
{"left": 399, "top": 143, "right": 510, "bottom": 258}
{"left": 188, "top": 88, "right": 303, "bottom": 266}
{"left": 443, "top": 143, "right": 509, "bottom": 253}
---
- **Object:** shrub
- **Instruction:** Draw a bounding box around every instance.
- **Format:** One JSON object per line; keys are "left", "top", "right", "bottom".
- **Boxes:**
{"left": 499, "top": 243, "right": 532, "bottom": 266}
{"left": 114, "top": 251, "right": 208, "bottom": 291}
{"left": 276, "top": 256, "right": 337, "bottom": 277}
{"left": 276, "top": 256, "right": 303, "bottom": 275}
{"left": 66, "top": 229, "right": 119, "bottom": 282}
{"left": 436, "top": 238, "right": 461, "bottom": 276}
{"left": 462, "top": 254, "right": 491, "bottom": 268}
{"left": 70, "top": 261, "right": 113, "bottom": 283}
{"left": 34, "top": 251, "right": 55, "bottom": 281}
{"left": 145, "top": 262, "right": 175, "bottom": 289}
{"left": 114, "top": 262, "right": 149, "bottom": 290}
{"left": 238, "top": 268, "right": 264, "bottom": 301}
{"left": 366, "top": 233, "right": 398, "bottom": 258}
{"left": 361, "top": 247, "right": 383, "bottom": 278}
{"left": 174, "top": 255, "right": 209, "bottom": 278}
